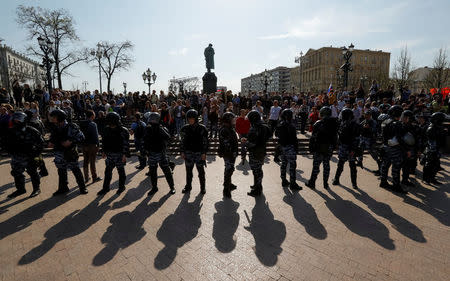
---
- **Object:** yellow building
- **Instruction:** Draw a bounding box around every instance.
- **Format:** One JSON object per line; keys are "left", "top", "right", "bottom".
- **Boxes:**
{"left": 291, "top": 46, "right": 390, "bottom": 92}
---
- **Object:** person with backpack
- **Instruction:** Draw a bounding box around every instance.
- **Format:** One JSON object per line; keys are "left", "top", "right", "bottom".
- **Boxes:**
{"left": 80, "top": 110, "right": 101, "bottom": 183}
{"left": 130, "top": 113, "right": 147, "bottom": 169}
{"left": 241, "top": 110, "right": 271, "bottom": 197}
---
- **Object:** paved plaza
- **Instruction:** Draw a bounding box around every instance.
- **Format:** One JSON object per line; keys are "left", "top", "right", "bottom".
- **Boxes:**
{"left": 0, "top": 154, "right": 449, "bottom": 281}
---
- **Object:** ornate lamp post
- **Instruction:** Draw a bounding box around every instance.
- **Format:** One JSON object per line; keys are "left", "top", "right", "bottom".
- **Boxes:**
{"left": 295, "top": 51, "right": 303, "bottom": 92}
{"left": 123, "top": 82, "right": 127, "bottom": 94}
{"left": 90, "top": 43, "right": 103, "bottom": 93}
{"left": 37, "top": 36, "right": 53, "bottom": 94}
{"left": 262, "top": 69, "right": 273, "bottom": 93}
{"left": 142, "top": 68, "right": 157, "bottom": 93}
{"left": 340, "top": 43, "right": 354, "bottom": 89}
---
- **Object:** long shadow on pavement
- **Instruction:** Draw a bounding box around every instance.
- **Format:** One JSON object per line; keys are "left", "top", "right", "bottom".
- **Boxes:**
{"left": 244, "top": 194, "right": 286, "bottom": 267}
{"left": 154, "top": 193, "right": 203, "bottom": 270}
{"left": 282, "top": 186, "right": 327, "bottom": 240}
{"left": 212, "top": 198, "right": 240, "bottom": 253}
{"left": 0, "top": 190, "right": 79, "bottom": 240}
{"left": 340, "top": 185, "right": 426, "bottom": 243}
{"left": 93, "top": 192, "right": 172, "bottom": 266}
{"left": 19, "top": 195, "right": 118, "bottom": 265}
{"left": 314, "top": 188, "right": 395, "bottom": 250}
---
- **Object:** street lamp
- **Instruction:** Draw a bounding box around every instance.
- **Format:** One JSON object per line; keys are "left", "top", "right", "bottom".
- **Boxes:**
{"left": 123, "top": 82, "right": 127, "bottom": 94}
{"left": 142, "top": 68, "right": 157, "bottom": 93}
{"left": 295, "top": 51, "right": 303, "bottom": 92}
{"left": 90, "top": 43, "right": 103, "bottom": 93}
{"left": 37, "top": 36, "right": 53, "bottom": 95}
{"left": 262, "top": 69, "right": 273, "bottom": 93}
{"left": 340, "top": 43, "right": 354, "bottom": 89}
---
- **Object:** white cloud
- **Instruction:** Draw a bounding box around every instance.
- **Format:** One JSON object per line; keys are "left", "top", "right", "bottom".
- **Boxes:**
{"left": 168, "top": 48, "right": 188, "bottom": 56}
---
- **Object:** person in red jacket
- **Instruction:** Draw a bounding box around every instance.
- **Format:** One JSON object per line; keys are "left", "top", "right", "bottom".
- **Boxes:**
{"left": 235, "top": 109, "right": 250, "bottom": 164}
{"left": 308, "top": 107, "right": 319, "bottom": 132}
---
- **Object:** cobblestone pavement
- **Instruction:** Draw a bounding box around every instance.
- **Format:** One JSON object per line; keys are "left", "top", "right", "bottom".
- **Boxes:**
{"left": 0, "top": 154, "right": 448, "bottom": 281}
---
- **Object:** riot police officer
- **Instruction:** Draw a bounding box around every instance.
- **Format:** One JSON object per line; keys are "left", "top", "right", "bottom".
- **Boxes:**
{"left": 4, "top": 112, "right": 45, "bottom": 198}
{"left": 25, "top": 110, "right": 48, "bottom": 177}
{"left": 180, "top": 109, "right": 209, "bottom": 194}
{"left": 400, "top": 110, "right": 420, "bottom": 186}
{"left": 358, "top": 110, "right": 381, "bottom": 174}
{"left": 97, "top": 112, "right": 130, "bottom": 195}
{"left": 48, "top": 109, "right": 88, "bottom": 196}
{"left": 144, "top": 112, "right": 176, "bottom": 196}
{"left": 332, "top": 108, "right": 361, "bottom": 189}
{"left": 218, "top": 112, "right": 239, "bottom": 198}
{"left": 380, "top": 105, "right": 407, "bottom": 193}
{"left": 275, "top": 109, "right": 301, "bottom": 191}
{"left": 422, "top": 112, "right": 447, "bottom": 184}
{"left": 242, "top": 110, "right": 271, "bottom": 197}
{"left": 305, "top": 106, "right": 338, "bottom": 190}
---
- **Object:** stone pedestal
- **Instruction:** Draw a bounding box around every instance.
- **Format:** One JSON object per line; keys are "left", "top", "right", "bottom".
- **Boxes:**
{"left": 202, "top": 72, "right": 217, "bottom": 95}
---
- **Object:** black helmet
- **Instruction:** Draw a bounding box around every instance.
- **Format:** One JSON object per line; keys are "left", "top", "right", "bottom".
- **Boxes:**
{"left": 105, "top": 112, "right": 121, "bottom": 126}
{"left": 24, "top": 110, "right": 33, "bottom": 122}
{"left": 186, "top": 109, "right": 198, "bottom": 121}
{"left": 49, "top": 109, "right": 67, "bottom": 122}
{"left": 430, "top": 112, "right": 446, "bottom": 125}
{"left": 12, "top": 111, "right": 27, "bottom": 123}
{"left": 388, "top": 105, "right": 403, "bottom": 118}
{"left": 364, "top": 109, "right": 373, "bottom": 116}
{"left": 379, "top": 104, "right": 391, "bottom": 113}
{"left": 319, "top": 106, "right": 331, "bottom": 118}
{"left": 401, "top": 110, "right": 414, "bottom": 119}
{"left": 377, "top": 113, "right": 390, "bottom": 122}
{"left": 246, "top": 110, "right": 261, "bottom": 124}
{"left": 147, "top": 112, "right": 160, "bottom": 124}
{"left": 222, "top": 112, "right": 235, "bottom": 124}
{"left": 341, "top": 108, "right": 354, "bottom": 121}
{"left": 281, "top": 109, "right": 294, "bottom": 121}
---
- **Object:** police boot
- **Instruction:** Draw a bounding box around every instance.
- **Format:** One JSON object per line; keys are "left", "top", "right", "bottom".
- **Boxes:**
{"left": 183, "top": 168, "right": 193, "bottom": 193}
{"left": 117, "top": 167, "right": 126, "bottom": 195}
{"left": 379, "top": 180, "right": 393, "bottom": 189}
{"left": 422, "top": 166, "right": 432, "bottom": 184}
{"left": 350, "top": 162, "right": 358, "bottom": 189}
{"left": 162, "top": 166, "right": 176, "bottom": 194}
{"left": 281, "top": 177, "right": 290, "bottom": 187}
{"left": 73, "top": 168, "right": 88, "bottom": 194}
{"left": 98, "top": 165, "right": 113, "bottom": 195}
{"left": 29, "top": 170, "right": 41, "bottom": 198}
{"left": 289, "top": 181, "right": 302, "bottom": 191}
{"left": 8, "top": 175, "right": 27, "bottom": 198}
{"left": 401, "top": 173, "right": 414, "bottom": 186}
{"left": 148, "top": 167, "right": 159, "bottom": 196}
{"left": 39, "top": 160, "right": 49, "bottom": 177}
{"left": 305, "top": 177, "right": 316, "bottom": 189}
{"left": 199, "top": 175, "right": 206, "bottom": 195}
{"left": 53, "top": 168, "right": 70, "bottom": 196}
{"left": 392, "top": 184, "right": 408, "bottom": 194}
{"left": 247, "top": 184, "right": 262, "bottom": 197}
{"left": 333, "top": 160, "right": 344, "bottom": 185}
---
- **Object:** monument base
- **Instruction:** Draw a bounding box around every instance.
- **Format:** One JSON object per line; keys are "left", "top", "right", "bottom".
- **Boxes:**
{"left": 202, "top": 72, "right": 217, "bottom": 95}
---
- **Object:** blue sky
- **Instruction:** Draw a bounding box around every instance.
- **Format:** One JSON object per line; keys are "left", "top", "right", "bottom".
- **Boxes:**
{"left": 1, "top": 0, "right": 449, "bottom": 93}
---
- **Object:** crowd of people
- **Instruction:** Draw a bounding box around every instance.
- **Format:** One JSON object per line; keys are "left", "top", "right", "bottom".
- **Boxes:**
{"left": 0, "top": 79, "right": 449, "bottom": 200}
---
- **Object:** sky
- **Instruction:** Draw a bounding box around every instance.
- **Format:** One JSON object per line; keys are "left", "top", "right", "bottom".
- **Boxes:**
{"left": 1, "top": 0, "right": 449, "bottom": 93}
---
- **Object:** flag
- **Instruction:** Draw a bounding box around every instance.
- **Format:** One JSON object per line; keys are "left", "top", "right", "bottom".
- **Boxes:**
{"left": 327, "top": 83, "right": 333, "bottom": 94}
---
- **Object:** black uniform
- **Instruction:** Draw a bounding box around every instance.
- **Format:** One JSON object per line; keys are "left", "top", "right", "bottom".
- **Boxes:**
{"left": 218, "top": 125, "right": 239, "bottom": 197}
{"left": 306, "top": 117, "right": 338, "bottom": 189}
{"left": 99, "top": 125, "right": 130, "bottom": 195}
{"left": 246, "top": 119, "right": 271, "bottom": 196}
{"left": 422, "top": 114, "right": 447, "bottom": 184}
{"left": 49, "top": 121, "right": 87, "bottom": 195}
{"left": 358, "top": 117, "right": 380, "bottom": 172}
{"left": 333, "top": 118, "right": 361, "bottom": 189}
{"left": 275, "top": 118, "right": 300, "bottom": 190}
{"left": 180, "top": 122, "right": 209, "bottom": 193}
{"left": 5, "top": 124, "right": 44, "bottom": 198}
{"left": 401, "top": 120, "right": 421, "bottom": 185}
{"left": 144, "top": 123, "right": 175, "bottom": 195}
{"left": 26, "top": 115, "right": 49, "bottom": 177}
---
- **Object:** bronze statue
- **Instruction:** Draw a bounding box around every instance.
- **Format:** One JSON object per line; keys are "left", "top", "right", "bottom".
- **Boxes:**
{"left": 204, "top": 43, "right": 215, "bottom": 72}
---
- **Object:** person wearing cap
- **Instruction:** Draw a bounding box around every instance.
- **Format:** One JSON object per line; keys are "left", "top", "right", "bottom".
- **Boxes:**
{"left": 180, "top": 109, "right": 209, "bottom": 194}
{"left": 3, "top": 112, "right": 45, "bottom": 198}
{"left": 241, "top": 110, "right": 271, "bottom": 197}
{"left": 358, "top": 110, "right": 381, "bottom": 175}
{"left": 218, "top": 112, "right": 239, "bottom": 198}
{"left": 144, "top": 112, "right": 176, "bottom": 196}
{"left": 48, "top": 109, "right": 88, "bottom": 196}
{"left": 97, "top": 112, "right": 130, "bottom": 195}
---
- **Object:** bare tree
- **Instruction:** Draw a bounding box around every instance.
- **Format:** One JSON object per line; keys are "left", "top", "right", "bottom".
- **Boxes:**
{"left": 392, "top": 46, "right": 412, "bottom": 92}
{"left": 87, "top": 41, "right": 134, "bottom": 93}
{"left": 16, "top": 5, "right": 87, "bottom": 89}
{"left": 424, "top": 48, "right": 449, "bottom": 93}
